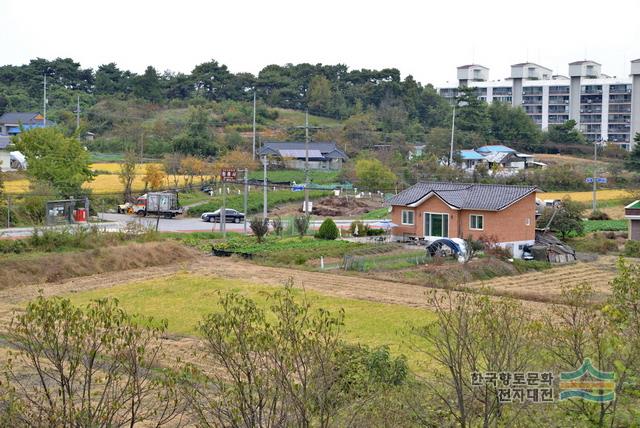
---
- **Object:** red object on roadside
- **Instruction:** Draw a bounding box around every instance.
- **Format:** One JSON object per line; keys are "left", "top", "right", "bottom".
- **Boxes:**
{"left": 73, "top": 208, "right": 87, "bottom": 222}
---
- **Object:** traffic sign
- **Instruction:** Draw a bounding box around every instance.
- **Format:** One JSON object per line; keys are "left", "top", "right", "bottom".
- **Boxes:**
{"left": 220, "top": 168, "right": 237, "bottom": 182}
{"left": 586, "top": 177, "right": 607, "bottom": 184}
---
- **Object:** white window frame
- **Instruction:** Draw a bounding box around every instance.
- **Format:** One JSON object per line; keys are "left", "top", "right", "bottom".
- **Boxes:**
{"left": 525, "top": 218, "right": 531, "bottom": 226}
{"left": 424, "top": 212, "right": 449, "bottom": 238}
{"left": 469, "top": 214, "right": 484, "bottom": 231}
{"left": 401, "top": 209, "right": 414, "bottom": 225}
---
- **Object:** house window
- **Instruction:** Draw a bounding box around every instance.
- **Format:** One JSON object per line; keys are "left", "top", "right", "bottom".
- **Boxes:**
{"left": 424, "top": 213, "right": 449, "bottom": 238}
{"left": 525, "top": 218, "right": 531, "bottom": 226}
{"left": 469, "top": 214, "right": 484, "bottom": 230}
{"left": 401, "top": 210, "right": 414, "bottom": 225}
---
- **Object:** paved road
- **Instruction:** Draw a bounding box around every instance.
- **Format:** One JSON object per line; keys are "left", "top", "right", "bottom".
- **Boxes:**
{"left": 99, "top": 213, "right": 390, "bottom": 233}
{"left": 0, "top": 213, "right": 390, "bottom": 238}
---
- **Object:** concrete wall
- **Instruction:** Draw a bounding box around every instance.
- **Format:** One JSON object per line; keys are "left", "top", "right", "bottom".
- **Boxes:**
{"left": 632, "top": 73, "right": 640, "bottom": 148}
{"left": 569, "top": 76, "right": 582, "bottom": 125}
{"left": 512, "top": 78, "right": 523, "bottom": 107}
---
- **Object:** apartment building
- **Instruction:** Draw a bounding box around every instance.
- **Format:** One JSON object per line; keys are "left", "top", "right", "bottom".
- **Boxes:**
{"left": 439, "top": 60, "right": 640, "bottom": 149}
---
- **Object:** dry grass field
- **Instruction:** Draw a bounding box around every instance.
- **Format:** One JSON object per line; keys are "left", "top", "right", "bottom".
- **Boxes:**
{"left": 4, "top": 162, "right": 208, "bottom": 194}
{"left": 539, "top": 189, "right": 632, "bottom": 202}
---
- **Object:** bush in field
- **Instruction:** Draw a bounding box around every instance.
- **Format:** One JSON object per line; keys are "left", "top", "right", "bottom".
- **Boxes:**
{"left": 271, "top": 215, "right": 283, "bottom": 236}
{"left": 624, "top": 240, "right": 640, "bottom": 257}
{"left": 349, "top": 220, "right": 369, "bottom": 236}
{"left": 293, "top": 215, "right": 310, "bottom": 238}
{"left": 316, "top": 218, "right": 339, "bottom": 240}
{"left": 588, "top": 210, "right": 610, "bottom": 220}
{"left": 249, "top": 217, "right": 269, "bottom": 243}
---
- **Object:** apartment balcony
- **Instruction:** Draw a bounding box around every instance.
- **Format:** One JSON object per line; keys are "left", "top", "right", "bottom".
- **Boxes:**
{"left": 609, "top": 96, "right": 632, "bottom": 104}
{"left": 609, "top": 106, "right": 631, "bottom": 113}
{"left": 609, "top": 85, "right": 632, "bottom": 94}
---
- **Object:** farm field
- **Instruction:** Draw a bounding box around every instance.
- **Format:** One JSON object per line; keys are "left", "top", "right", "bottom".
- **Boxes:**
{"left": 3, "top": 162, "right": 206, "bottom": 194}
{"left": 67, "top": 274, "right": 434, "bottom": 367}
{"left": 539, "top": 189, "right": 632, "bottom": 202}
{"left": 465, "top": 259, "right": 618, "bottom": 303}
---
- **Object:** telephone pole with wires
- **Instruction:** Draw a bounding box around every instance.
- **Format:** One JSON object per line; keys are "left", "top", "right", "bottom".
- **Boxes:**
{"left": 294, "top": 110, "right": 322, "bottom": 214}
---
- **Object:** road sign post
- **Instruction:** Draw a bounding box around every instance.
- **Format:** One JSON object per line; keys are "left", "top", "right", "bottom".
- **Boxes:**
{"left": 220, "top": 169, "right": 237, "bottom": 239}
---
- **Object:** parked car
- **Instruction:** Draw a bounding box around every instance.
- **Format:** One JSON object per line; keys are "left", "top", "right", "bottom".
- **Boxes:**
{"left": 201, "top": 209, "right": 245, "bottom": 223}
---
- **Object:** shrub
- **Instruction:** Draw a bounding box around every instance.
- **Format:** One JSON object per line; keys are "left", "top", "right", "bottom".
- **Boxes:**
{"left": 271, "top": 215, "right": 283, "bottom": 237}
{"left": 316, "top": 218, "right": 339, "bottom": 240}
{"left": 349, "top": 220, "right": 369, "bottom": 237}
{"left": 0, "top": 239, "right": 28, "bottom": 254}
{"left": 624, "top": 240, "right": 640, "bottom": 258}
{"left": 250, "top": 217, "right": 269, "bottom": 243}
{"left": 293, "top": 215, "right": 310, "bottom": 238}
{"left": 366, "top": 228, "right": 385, "bottom": 236}
{"left": 572, "top": 235, "right": 618, "bottom": 254}
{"left": 588, "top": 210, "right": 610, "bottom": 220}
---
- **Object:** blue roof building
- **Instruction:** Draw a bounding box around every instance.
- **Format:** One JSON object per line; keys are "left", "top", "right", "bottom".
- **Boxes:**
{"left": 476, "top": 145, "right": 516, "bottom": 153}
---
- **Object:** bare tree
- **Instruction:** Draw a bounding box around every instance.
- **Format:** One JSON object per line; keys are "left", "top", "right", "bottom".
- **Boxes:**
{"left": 1, "top": 296, "right": 182, "bottom": 427}
{"left": 293, "top": 215, "right": 310, "bottom": 239}
{"left": 182, "top": 281, "right": 345, "bottom": 427}
{"left": 413, "top": 290, "right": 537, "bottom": 428}
{"left": 118, "top": 148, "right": 137, "bottom": 202}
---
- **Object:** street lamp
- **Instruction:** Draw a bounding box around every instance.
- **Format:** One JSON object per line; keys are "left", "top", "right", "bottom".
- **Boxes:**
{"left": 449, "top": 100, "right": 468, "bottom": 166}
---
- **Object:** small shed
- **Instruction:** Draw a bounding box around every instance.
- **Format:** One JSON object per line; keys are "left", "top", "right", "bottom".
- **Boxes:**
{"left": 530, "top": 230, "right": 576, "bottom": 263}
{"left": 625, "top": 200, "right": 640, "bottom": 240}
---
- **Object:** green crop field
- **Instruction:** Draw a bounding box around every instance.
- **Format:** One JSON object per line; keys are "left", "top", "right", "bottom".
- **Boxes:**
{"left": 67, "top": 274, "right": 433, "bottom": 368}
{"left": 583, "top": 219, "right": 628, "bottom": 233}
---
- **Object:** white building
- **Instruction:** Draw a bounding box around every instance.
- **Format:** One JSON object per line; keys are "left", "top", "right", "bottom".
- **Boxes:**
{"left": 439, "top": 59, "right": 640, "bottom": 150}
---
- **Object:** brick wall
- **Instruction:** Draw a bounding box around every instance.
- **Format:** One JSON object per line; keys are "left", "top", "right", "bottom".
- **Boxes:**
{"left": 390, "top": 192, "right": 536, "bottom": 243}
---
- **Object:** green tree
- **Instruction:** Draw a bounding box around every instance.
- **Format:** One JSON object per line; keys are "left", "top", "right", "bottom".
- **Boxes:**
{"left": 341, "top": 113, "right": 380, "bottom": 154}
{"left": 308, "top": 75, "right": 333, "bottom": 116}
{"left": 536, "top": 197, "right": 584, "bottom": 238}
{"left": 455, "top": 87, "right": 491, "bottom": 138}
{"left": 624, "top": 133, "right": 640, "bottom": 172}
{"left": 316, "top": 218, "right": 339, "bottom": 240}
{"left": 488, "top": 101, "right": 542, "bottom": 152}
{"left": 355, "top": 158, "right": 397, "bottom": 191}
{"left": 173, "top": 107, "right": 216, "bottom": 156}
{"left": 545, "top": 119, "right": 586, "bottom": 145}
{"left": 133, "top": 65, "right": 162, "bottom": 102}
{"left": 13, "top": 127, "right": 94, "bottom": 196}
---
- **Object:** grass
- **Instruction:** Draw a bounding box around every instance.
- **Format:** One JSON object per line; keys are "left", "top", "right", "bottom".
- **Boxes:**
{"left": 67, "top": 274, "right": 433, "bottom": 367}
{"left": 583, "top": 219, "right": 628, "bottom": 233}
{"left": 247, "top": 169, "right": 341, "bottom": 185}
{"left": 359, "top": 207, "right": 390, "bottom": 220}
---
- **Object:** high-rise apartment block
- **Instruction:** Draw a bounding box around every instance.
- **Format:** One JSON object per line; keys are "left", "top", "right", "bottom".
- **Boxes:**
{"left": 439, "top": 60, "right": 640, "bottom": 149}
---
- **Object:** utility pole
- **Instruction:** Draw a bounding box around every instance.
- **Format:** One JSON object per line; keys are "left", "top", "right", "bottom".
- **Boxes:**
{"left": 262, "top": 156, "right": 268, "bottom": 219}
{"left": 243, "top": 168, "right": 248, "bottom": 234}
{"left": 592, "top": 141, "right": 598, "bottom": 212}
{"left": 43, "top": 73, "right": 47, "bottom": 127}
{"left": 304, "top": 110, "right": 310, "bottom": 215}
{"left": 252, "top": 90, "right": 257, "bottom": 160}
{"left": 221, "top": 179, "right": 227, "bottom": 238}
{"left": 75, "top": 95, "right": 80, "bottom": 131}
{"left": 449, "top": 104, "right": 456, "bottom": 166}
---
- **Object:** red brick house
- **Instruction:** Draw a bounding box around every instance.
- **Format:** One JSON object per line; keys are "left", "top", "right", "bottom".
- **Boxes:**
{"left": 625, "top": 200, "right": 640, "bottom": 240}
{"left": 388, "top": 182, "right": 538, "bottom": 258}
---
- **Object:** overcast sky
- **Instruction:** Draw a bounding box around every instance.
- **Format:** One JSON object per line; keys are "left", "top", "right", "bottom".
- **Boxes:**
{"left": 2, "top": 0, "right": 639, "bottom": 86}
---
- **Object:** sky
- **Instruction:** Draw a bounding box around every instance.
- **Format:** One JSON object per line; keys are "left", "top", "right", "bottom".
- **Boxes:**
{"left": 1, "top": 0, "right": 640, "bottom": 86}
